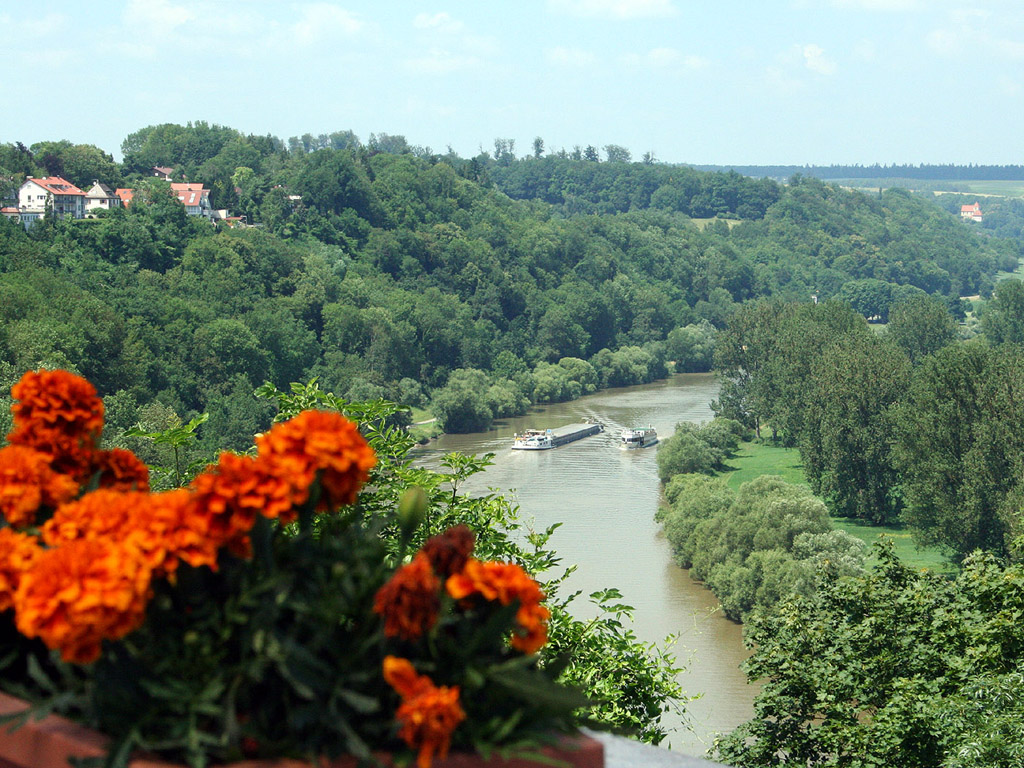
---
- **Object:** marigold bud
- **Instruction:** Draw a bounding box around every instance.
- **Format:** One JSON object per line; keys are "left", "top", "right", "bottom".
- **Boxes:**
{"left": 398, "top": 486, "right": 428, "bottom": 535}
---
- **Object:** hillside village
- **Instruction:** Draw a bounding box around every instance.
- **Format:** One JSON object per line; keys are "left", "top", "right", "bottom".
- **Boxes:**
{"left": 0, "top": 167, "right": 242, "bottom": 226}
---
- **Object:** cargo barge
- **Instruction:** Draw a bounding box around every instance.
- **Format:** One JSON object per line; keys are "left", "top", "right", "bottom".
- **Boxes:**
{"left": 512, "top": 421, "right": 604, "bottom": 450}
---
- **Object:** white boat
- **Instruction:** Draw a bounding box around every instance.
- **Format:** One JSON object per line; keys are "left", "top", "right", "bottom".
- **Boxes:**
{"left": 620, "top": 426, "right": 658, "bottom": 450}
{"left": 512, "top": 429, "right": 553, "bottom": 450}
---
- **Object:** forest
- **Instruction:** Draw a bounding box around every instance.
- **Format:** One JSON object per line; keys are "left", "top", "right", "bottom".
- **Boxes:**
{"left": 5, "top": 123, "right": 1024, "bottom": 765}
{"left": 649, "top": 284, "right": 1024, "bottom": 765}
{"left": 1, "top": 123, "right": 1018, "bottom": 458}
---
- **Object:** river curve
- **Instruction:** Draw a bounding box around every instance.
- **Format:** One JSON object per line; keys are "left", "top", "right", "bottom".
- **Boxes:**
{"left": 413, "top": 373, "right": 756, "bottom": 756}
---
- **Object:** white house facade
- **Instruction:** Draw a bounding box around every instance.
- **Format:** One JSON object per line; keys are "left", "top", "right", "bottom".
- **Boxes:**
{"left": 170, "top": 182, "right": 213, "bottom": 219}
{"left": 84, "top": 181, "right": 122, "bottom": 214}
{"left": 18, "top": 177, "right": 86, "bottom": 224}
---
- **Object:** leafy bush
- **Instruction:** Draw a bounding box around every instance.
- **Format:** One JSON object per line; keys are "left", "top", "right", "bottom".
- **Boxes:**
{"left": 658, "top": 475, "right": 865, "bottom": 621}
{"left": 716, "top": 544, "right": 1024, "bottom": 768}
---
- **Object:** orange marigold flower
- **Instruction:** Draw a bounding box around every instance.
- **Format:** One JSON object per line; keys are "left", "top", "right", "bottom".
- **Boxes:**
{"left": 509, "top": 600, "right": 551, "bottom": 655}
{"left": 0, "top": 528, "right": 41, "bottom": 612}
{"left": 421, "top": 525, "right": 475, "bottom": 578}
{"left": 92, "top": 448, "right": 150, "bottom": 492}
{"left": 134, "top": 489, "right": 220, "bottom": 575}
{"left": 8, "top": 370, "right": 104, "bottom": 480}
{"left": 255, "top": 410, "right": 376, "bottom": 512}
{"left": 383, "top": 656, "right": 466, "bottom": 768}
{"left": 446, "top": 559, "right": 550, "bottom": 654}
{"left": 0, "top": 444, "right": 79, "bottom": 528}
{"left": 383, "top": 655, "right": 432, "bottom": 699}
{"left": 42, "top": 489, "right": 214, "bottom": 578}
{"left": 14, "top": 538, "right": 152, "bottom": 664}
{"left": 374, "top": 553, "right": 441, "bottom": 640}
{"left": 41, "top": 488, "right": 143, "bottom": 546}
{"left": 188, "top": 452, "right": 294, "bottom": 554}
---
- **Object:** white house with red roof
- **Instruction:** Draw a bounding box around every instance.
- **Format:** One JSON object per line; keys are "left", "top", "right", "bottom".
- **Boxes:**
{"left": 960, "top": 201, "right": 983, "bottom": 222}
{"left": 18, "top": 176, "right": 86, "bottom": 224}
{"left": 170, "top": 182, "right": 213, "bottom": 219}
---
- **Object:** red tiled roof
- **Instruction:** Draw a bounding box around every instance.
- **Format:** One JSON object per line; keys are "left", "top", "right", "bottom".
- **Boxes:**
{"left": 1, "top": 207, "right": 19, "bottom": 214}
{"left": 27, "top": 177, "right": 84, "bottom": 196}
{"left": 961, "top": 202, "right": 981, "bottom": 212}
{"left": 115, "top": 188, "right": 135, "bottom": 206}
{"left": 170, "top": 182, "right": 208, "bottom": 207}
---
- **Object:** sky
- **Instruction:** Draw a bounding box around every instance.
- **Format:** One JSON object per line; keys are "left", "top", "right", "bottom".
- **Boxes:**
{"left": 2, "top": 0, "right": 1023, "bottom": 166}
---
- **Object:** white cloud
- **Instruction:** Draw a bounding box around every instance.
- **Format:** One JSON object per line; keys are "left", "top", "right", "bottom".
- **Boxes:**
{"left": 997, "top": 75, "right": 1021, "bottom": 96}
{"left": 292, "top": 3, "right": 364, "bottom": 45}
{"left": 548, "top": 0, "right": 678, "bottom": 20}
{"left": 413, "top": 12, "right": 464, "bottom": 34}
{"left": 0, "top": 12, "right": 67, "bottom": 47}
{"left": 830, "top": 0, "right": 921, "bottom": 10}
{"left": 802, "top": 44, "right": 837, "bottom": 75}
{"left": 927, "top": 28, "right": 960, "bottom": 56}
{"left": 763, "top": 65, "right": 804, "bottom": 96}
{"left": 547, "top": 46, "right": 598, "bottom": 67}
{"left": 927, "top": 9, "right": 1023, "bottom": 61}
{"left": 124, "top": 0, "right": 194, "bottom": 31}
{"left": 620, "top": 47, "right": 709, "bottom": 72}
{"left": 853, "top": 38, "right": 877, "bottom": 61}
{"left": 403, "top": 49, "right": 481, "bottom": 75}
{"left": 113, "top": 41, "right": 159, "bottom": 60}
{"left": 994, "top": 37, "right": 1024, "bottom": 60}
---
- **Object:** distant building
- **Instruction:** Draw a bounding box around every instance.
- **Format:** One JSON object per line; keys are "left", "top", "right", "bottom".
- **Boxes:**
{"left": 152, "top": 166, "right": 174, "bottom": 180}
{"left": 84, "top": 181, "right": 122, "bottom": 215}
{"left": 17, "top": 176, "right": 86, "bottom": 225}
{"left": 960, "top": 201, "right": 983, "bottom": 222}
{"left": 1, "top": 206, "right": 20, "bottom": 222}
{"left": 170, "top": 182, "right": 213, "bottom": 219}
{"left": 115, "top": 188, "right": 135, "bottom": 207}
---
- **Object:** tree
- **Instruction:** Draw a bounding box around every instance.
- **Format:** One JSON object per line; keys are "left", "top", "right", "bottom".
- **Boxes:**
{"left": 430, "top": 368, "right": 493, "bottom": 433}
{"left": 980, "top": 278, "right": 1024, "bottom": 345}
{"left": 656, "top": 424, "right": 721, "bottom": 481}
{"left": 891, "top": 342, "right": 1016, "bottom": 559}
{"left": 758, "top": 301, "right": 870, "bottom": 445}
{"left": 716, "top": 544, "right": 1024, "bottom": 768}
{"left": 666, "top": 321, "right": 716, "bottom": 372}
{"left": 604, "top": 144, "right": 632, "bottom": 164}
{"left": 833, "top": 278, "right": 893, "bottom": 321}
{"left": 885, "top": 293, "right": 958, "bottom": 364}
{"left": 532, "top": 137, "right": 545, "bottom": 158}
{"left": 801, "top": 334, "right": 911, "bottom": 524}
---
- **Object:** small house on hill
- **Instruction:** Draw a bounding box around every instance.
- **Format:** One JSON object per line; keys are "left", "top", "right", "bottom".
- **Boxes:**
{"left": 170, "top": 182, "right": 213, "bottom": 219}
{"left": 17, "top": 176, "right": 86, "bottom": 224}
{"left": 84, "top": 181, "right": 121, "bottom": 215}
{"left": 960, "top": 201, "right": 983, "bottom": 222}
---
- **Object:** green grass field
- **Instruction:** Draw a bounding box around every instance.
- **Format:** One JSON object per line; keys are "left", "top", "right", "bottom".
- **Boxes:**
{"left": 835, "top": 178, "right": 1024, "bottom": 198}
{"left": 956, "top": 180, "right": 1024, "bottom": 197}
{"left": 408, "top": 406, "right": 442, "bottom": 444}
{"left": 689, "top": 217, "right": 743, "bottom": 230}
{"left": 720, "top": 440, "right": 951, "bottom": 572}
{"left": 720, "top": 440, "right": 807, "bottom": 490}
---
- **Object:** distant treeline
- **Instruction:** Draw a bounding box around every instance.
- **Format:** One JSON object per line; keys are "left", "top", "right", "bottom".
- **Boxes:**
{"left": 692, "top": 163, "right": 1024, "bottom": 182}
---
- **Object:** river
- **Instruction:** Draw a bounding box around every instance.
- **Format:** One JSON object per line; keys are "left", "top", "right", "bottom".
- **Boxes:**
{"left": 413, "top": 373, "right": 755, "bottom": 756}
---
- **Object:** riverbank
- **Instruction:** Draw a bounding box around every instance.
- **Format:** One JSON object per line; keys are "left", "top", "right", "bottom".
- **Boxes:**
{"left": 720, "top": 439, "right": 949, "bottom": 572}
{"left": 412, "top": 374, "right": 752, "bottom": 755}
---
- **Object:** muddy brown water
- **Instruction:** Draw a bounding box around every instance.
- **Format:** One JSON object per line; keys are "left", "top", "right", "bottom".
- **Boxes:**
{"left": 414, "top": 374, "right": 755, "bottom": 756}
